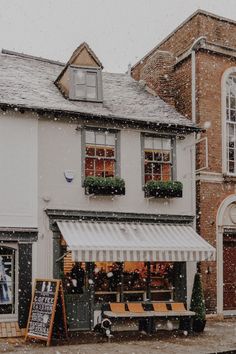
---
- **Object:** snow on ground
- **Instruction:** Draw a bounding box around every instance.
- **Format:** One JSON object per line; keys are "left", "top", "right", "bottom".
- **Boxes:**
{"left": 0, "top": 318, "right": 235, "bottom": 354}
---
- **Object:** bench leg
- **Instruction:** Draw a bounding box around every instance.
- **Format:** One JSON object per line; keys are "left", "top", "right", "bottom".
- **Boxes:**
{"left": 179, "top": 317, "right": 192, "bottom": 332}
{"left": 139, "top": 318, "right": 155, "bottom": 334}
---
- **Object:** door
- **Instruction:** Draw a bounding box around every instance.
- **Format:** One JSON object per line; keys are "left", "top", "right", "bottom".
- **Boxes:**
{"left": 64, "top": 291, "right": 90, "bottom": 331}
{"left": 223, "top": 232, "right": 236, "bottom": 310}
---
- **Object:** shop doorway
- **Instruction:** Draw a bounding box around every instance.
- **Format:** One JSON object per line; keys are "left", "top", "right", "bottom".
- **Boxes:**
{"left": 223, "top": 231, "right": 236, "bottom": 311}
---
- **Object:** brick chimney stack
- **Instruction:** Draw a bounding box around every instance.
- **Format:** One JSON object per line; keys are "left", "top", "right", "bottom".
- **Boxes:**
{"left": 131, "top": 50, "right": 175, "bottom": 106}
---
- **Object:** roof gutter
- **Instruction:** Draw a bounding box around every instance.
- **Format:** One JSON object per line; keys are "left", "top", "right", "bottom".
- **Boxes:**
{"left": 0, "top": 102, "right": 200, "bottom": 133}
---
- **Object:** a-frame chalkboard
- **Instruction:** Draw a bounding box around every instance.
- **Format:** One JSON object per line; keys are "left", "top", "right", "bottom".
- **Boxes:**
{"left": 25, "top": 279, "right": 68, "bottom": 346}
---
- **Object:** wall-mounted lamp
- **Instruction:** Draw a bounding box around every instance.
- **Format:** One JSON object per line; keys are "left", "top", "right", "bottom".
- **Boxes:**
{"left": 64, "top": 170, "right": 74, "bottom": 183}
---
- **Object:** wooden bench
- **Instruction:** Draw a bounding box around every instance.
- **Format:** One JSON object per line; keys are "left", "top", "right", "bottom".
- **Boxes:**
{"left": 101, "top": 302, "right": 195, "bottom": 334}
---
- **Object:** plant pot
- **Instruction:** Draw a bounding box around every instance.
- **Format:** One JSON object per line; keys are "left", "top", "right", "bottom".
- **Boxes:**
{"left": 144, "top": 181, "right": 183, "bottom": 198}
{"left": 192, "top": 318, "right": 206, "bottom": 332}
{"left": 85, "top": 186, "right": 125, "bottom": 196}
{"left": 83, "top": 177, "right": 126, "bottom": 196}
{"left": 145, "top": 189, "right": 183, "bottom": 198}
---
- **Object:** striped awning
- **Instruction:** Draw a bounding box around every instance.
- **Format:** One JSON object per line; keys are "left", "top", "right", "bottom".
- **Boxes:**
{"left": 57, "top": 221, "right": 216, "bottom": 262}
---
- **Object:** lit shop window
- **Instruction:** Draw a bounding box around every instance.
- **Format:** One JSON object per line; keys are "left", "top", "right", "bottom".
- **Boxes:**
{"left": 0, "top": 247, "right": 15, "bottom": 315}
{"left": 226, "top": 73, "right": 236, "bottom": 174}
{"left": 85, "top": 131, "right": 116, "bottom": 178}
{"left": 144, "top": 136, "right": 172, "bottom": 183}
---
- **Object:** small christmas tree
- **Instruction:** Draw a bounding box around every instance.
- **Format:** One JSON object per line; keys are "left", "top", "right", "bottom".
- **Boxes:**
{"left": 190, "top": 272, "right": 206, "bottom": 331}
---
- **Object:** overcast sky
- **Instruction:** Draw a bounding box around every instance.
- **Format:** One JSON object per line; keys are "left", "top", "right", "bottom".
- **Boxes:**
{"left": 0, "top": 0, "right": 236, "bottom": 72}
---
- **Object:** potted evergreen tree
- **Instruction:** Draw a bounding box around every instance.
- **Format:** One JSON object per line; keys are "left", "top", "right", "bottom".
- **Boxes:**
{"left": 190, "top": 272, "right": 206, "bottom": 332}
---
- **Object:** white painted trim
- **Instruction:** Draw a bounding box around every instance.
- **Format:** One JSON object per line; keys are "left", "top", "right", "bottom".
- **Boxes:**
{"left": 216, "top": 194, "right": 236, "bottom": 314}
{"left": 221, "top": 67, "right": 236, "bottom": 175}
{"left": 196, "top": 171, "right": 224, "bottom": 183}
{"left": 176, "top": 42, "right": 236, "bottom": 66}
{"left": 223, "top": 310, "right": 236, "bottom": 316}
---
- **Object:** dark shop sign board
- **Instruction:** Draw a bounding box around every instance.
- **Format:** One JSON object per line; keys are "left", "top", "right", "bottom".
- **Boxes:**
{"left": 25, "top": 279, "right": 68, "bottom": 346}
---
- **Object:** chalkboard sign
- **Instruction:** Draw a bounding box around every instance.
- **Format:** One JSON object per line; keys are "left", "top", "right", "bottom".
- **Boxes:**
{"left": 25, "top": 279, "right": 68, "bottom": 346}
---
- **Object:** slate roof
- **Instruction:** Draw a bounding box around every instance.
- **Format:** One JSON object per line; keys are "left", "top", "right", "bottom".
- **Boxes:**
{"left": 0, "top": 50, "right": 196, "bottom": 130}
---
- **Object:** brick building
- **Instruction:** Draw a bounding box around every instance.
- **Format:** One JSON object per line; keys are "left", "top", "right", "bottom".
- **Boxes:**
{"left": 132, "top": 9, "right": 236, "bottom": 316}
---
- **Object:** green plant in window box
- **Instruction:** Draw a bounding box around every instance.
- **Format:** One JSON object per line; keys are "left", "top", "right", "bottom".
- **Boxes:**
{"left": 83, "top": 176, "right": 125, "bottom": 195}
{"left": 144, "top": 180, "right": 183, "bottom": 198}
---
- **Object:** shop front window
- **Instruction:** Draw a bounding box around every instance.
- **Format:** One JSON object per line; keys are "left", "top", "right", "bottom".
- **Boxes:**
{"left": 0, "top": 247, "right": 15, "bottom": 315}
{"left": 150, "top": 262, "right": 174, "bottom": 301}
{"left": 60, "top": 250, "right": 175, "bottom": 303}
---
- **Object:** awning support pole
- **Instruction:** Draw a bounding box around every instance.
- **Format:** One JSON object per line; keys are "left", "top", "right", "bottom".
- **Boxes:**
{"left": 146, "top": 262, "right": 151, "bottom": 301}
{"left": 120, "top": 262, "right": 124, "bottom": 302}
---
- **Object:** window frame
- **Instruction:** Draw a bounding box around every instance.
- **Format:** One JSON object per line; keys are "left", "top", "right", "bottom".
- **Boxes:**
{"left": 81, "top": 127, "right": 120, "bottom": 185}
{"left": 222, "top": 67, "right": 236, "bottom": 176}
{"left": 141, "top": 133, "right": 176, "bottom": 187}
{"left": 69, "top": 66, "right": 103, "bottom": 102}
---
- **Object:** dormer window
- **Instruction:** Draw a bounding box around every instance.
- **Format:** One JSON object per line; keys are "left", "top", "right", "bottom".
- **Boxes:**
{"left": 69, "top": 66, "right": 103, "bottom": 102}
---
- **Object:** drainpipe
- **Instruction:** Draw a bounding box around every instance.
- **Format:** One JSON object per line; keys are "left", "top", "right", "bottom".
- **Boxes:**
{"left": 190, "top": 36, "right": 206, "bottom": 230}
{"left": 186, "top": 37, "right": 206, "bottom": 308}
{"left": 191, "top": 36, "right": 206, "bottom": 123}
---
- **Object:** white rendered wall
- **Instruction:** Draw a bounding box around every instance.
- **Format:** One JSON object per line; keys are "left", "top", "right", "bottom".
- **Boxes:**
{"left": 0, "top": 111, "right": 38, "bottom": 228}
{"left": 36, "top": 118, "right": 195, "bottom": 277}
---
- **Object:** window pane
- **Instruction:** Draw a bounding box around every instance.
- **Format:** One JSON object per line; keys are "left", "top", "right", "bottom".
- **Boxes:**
{"left": 85, "top": 170, "right": 94, "bottom": 177}
{"left": 229, "top": 161, "right": 235, "bottom": 173}
{"left": 86, "top": 131, "right": 95, "bottom": 144}
{"left": 95, "top": 159, "right": 104, "bottom": 172}
{"left": 96, "top": 148, "right": 105, "bottom": 157}
{"left": 145, "top": 174, "right": 152, "bottom": 183}
{"left": 144, "top": 137, "right": 153, "bottom": 149}
{"left": 145, "top": 162, "right": 152, "bottom": 174}
{"left": 75, "top": 85, "right": 86, "bottom": 98}
{"left": 162, "top": 139, "right": 171, "bottom": 150}
{"left": 74, "top": 70, "right": 86, "bottom": 84}
{"left": 163, "top": 152, "right": 171, "bottom": 162}
{"left": 106, "top": 133, "right": 115, "bottom": 146}
{"left": 85, "top": 157, "right": 94, "bottom": 169}
{"left": 230, "top": 96, "right": 236, "bottom": 109}
{"left": 95, "top": 132, "right": 105, "bottom": 145}
{"left": 153, "top": 138, "right": 162, "bottom": 150}
{"left": 162, "top": 164, "right": 171, "bottom": 181}
{"left": 86, "top": 146, "right": 95, "bottom": 156}
{"left": 0, "top": 248, "right": 15, "bottom": 315}
{"left": 153, "top": 163, "right": 161, "bottom": 174}
{"left": 87, "top": 87, "right": 97, "bottom": 100}
{"left": 87, "top": 72, "right": 97, "bottom": 87}
{"left": 154, "top": 151, "right": 162, "bottom": 161}
{"left": 145, "top": 151, "right": 153, "bottom": 160}
{"left": 230, "top": 110, "right": 236, "bottom": 122}
{"left": 106, "top": 148, "right": 114, "bottom": 158}
{"left": 153, "top": 175, "right": 161, "bottom": 181}
{"left": 105, "top": 160, "right": 115, "bottom": 177}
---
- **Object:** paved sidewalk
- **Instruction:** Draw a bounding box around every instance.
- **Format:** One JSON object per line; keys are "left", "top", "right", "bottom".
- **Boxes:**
{"left": 0, "top": 318, "right": 235, "bottom": 354}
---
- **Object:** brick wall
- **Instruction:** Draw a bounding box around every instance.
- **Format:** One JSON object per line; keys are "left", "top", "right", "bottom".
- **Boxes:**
{"left": 132, "top": 10, "right": 236, "bottom": 313}
{"left": 197, "top": 180, "right": 236, "bottom": 311}
{"left": 157, "top": 12, "right": 236, "bottom": 57}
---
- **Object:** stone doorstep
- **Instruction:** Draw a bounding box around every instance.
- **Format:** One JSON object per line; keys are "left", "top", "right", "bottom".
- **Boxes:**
{"left": 0, "top": 322, "right": 25, "bottom": 338}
